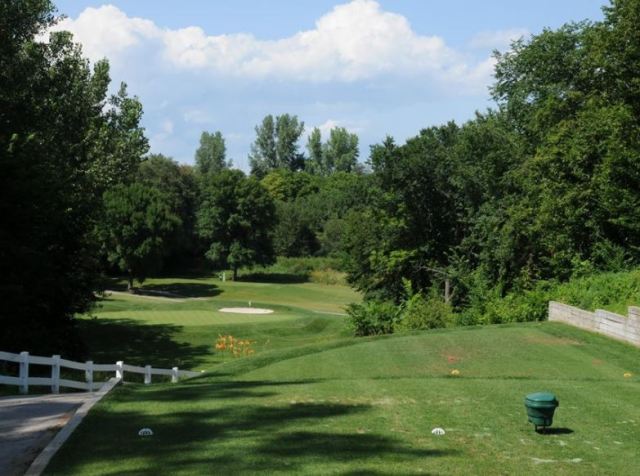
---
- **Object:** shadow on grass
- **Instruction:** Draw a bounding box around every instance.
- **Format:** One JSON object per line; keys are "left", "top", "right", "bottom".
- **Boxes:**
{"left": 102, "top": 277, "right": 221, "bottom": 299}
{"left": 140, "top": 379, "right": 321, "bottom": 401}
{"left": 141, "top": 282, "right": 221, "bottom": 299}
{"left": 49, "top": 380, "right": 457, "bottom": 474}
{"left": 237, "top": 272, "right": 308, "bottom": 284}
{"left": 77, "top": 318, "right": 211, "bottom": 369}
{"left": 536, "top": 427, "right": 574, "bottom": 435}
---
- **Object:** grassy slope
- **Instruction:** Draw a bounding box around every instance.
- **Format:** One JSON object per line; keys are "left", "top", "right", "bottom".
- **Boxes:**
{"left": 49, "top": 292, "right": 640, "bottom": 476}
{"left": 77, "top": 276, "right": 359, "bottom": 371}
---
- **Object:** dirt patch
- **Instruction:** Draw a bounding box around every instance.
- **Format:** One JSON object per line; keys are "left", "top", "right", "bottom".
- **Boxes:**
{"left": 219, "top": 307, "right": 274, "bottom": 314}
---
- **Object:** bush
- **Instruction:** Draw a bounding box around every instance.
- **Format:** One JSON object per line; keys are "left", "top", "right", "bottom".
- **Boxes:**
{"left": 397, "top": 293, "right": 453, "bottom": 330}
{"left": 346, "top": 301, "right": 400, "bottom": 336}
{"left": 458, "top": 268, "right": 640, "bottom": 324}
{"left": 239, "top": 256, "right": 344, "bottom": 283}
{"left": 309, "top": 269, "right": 347, "bottom": 285}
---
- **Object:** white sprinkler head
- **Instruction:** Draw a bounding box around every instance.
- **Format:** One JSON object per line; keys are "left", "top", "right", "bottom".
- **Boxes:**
{"left": 431, "top": 427, "right": 446, "bottom": 436}
{"left": 138, "top": 428, "right": 154, "bottom": 436}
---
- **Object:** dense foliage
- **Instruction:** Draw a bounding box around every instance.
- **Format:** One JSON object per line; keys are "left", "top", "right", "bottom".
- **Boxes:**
{"left": 196, "top": 170, "right": 276, "bottom": 280}
{"left": 0, "top": 0, "right": 147, "bottom": 354}
{"left": 342, "top": 0, "right": 640, "bottom": 333}
{"left": 100, "top": 183, "right": 180, "bottom": 290}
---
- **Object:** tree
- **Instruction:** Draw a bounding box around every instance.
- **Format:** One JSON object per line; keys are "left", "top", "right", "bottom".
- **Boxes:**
{"left": 488, "top": 2, "right": 640, "bottom": 286}
{"left": 195, "top": 131, "right": 229, "bottom": 176}
{"left": 249, "top": 114, "right": 305, "bottom": 177}
{"left": 324, "top": 127, "right": 359, "bottom": 173}
{"left": 137, "top": 154, "right": 199, "bottom": 268}
{"left": 305, "top": 126, "right": 360, "bottom": 175}
{"left": 273, "top": 200, "right": 319, "bottom": 257}
{"left": 101, "top": 183, "right": 181, "bottom": 291}
{"left": 197, "top": 170, "right": 276, "bottom": 279}
{"left": 0, "top": 1, "right": 147, "bottom": 355}
{"left": 306, "top": 127, "right": 324, "bottom": 175}
{"left": 88, "top": 82, "right": 149, "bottom": 190}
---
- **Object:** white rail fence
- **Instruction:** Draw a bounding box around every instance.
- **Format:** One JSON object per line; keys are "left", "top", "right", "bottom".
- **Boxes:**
{"left": 0, "top": 350, "right": 202, "bottom": 394}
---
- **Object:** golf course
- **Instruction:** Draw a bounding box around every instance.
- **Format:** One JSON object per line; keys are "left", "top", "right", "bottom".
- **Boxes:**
{"left": 44, "top": 275, "right": 640, "bottom": 475}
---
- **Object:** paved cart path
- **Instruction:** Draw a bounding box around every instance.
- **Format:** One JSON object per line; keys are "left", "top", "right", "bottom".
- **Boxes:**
{"left": 0, "top": 393, "right": 92, "bottom": 476}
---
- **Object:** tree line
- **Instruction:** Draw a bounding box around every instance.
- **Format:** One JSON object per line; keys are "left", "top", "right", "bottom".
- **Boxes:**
{"left": 3, "top": 0, "right": 640, "bottom": 353}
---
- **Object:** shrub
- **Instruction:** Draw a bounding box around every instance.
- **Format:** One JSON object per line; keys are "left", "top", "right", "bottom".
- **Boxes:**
{"left": 398, "top": 293, "right": 453, "bottom": 330}
{"left": 309, "top": 269, "right": 347, "bottom": 285}
{"left": 240, "top": 256, "right": 344, "bottom": 282}
{"left": 346, "top": 301, "right": 400, "bottom": 336}
{"left": 458, "top": 268, "right": 640, "bottom": 324}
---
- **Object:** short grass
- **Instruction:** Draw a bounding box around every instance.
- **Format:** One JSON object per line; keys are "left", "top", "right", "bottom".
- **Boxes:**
{"left": 48, "top": 288, "right": 640, "bottom": 476}
{"left": 77, "top": 275, "right": 359, "bottom": 371}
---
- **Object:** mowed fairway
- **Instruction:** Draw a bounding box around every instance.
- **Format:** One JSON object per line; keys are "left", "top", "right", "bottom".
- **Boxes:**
{"left": 76, "top": 276, "right": 359, "bottom": 370}
{"left": 48, "top": 279, "right": 640, "bottom": 475}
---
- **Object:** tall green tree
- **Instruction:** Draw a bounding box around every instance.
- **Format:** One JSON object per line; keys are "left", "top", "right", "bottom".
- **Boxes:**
{"left": 197, "top": 170, "right": 276, "bottom": 279}
{"left": 0, "top": 0, "right": 147, "bottom": 355}
{"left": 324, "top": 127, "right": 359, "bottom": 173}
{"left": 137, "top": 154, "right": 198, "bottom": 267}
{"left": 195, "top": 131, "right": 229, "bottom": 176}
{"left": 305, "top": 127, "right": 360, "bottom": 175}
{"left": 101, "top": 183, "right": 181, "bottom": 291}
{"left": 306, "top": 127, "right": 324, "bottom": 175}
{"left": 488, "top": 0, "right": 640, "bottom": 286}
{"left": 249, "top": 114, "right": 305, "bottom": 177}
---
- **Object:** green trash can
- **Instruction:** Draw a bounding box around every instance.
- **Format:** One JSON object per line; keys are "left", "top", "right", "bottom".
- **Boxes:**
{"left": 524, "top": 392, "right": 559, "bottom": 431}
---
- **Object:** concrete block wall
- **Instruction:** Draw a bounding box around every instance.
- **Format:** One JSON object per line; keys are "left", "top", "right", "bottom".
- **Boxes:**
{"left": 548, "top": 301, "right": 640, "bottom": 347}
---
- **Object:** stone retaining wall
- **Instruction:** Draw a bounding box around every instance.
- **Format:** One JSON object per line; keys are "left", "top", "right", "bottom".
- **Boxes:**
{"left": 548, "top": 301, "right": 640, "bottom": 347}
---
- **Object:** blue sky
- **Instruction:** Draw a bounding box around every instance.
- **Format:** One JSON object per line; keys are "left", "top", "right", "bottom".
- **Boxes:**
{"left": 53, "top": 0, "right": 605, "bottom": 170}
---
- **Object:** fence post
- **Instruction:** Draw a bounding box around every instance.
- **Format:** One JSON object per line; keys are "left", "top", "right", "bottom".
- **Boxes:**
{"left": 171, "top": 367, "right": 179, "bottom": 383}
{"left": 85, "top": 361, "right": 93, "bottom": 391}
{"left": 144, "top": 365, "right": 151, "bottom": 385}
{"left": 116, "top": 361, "right": 124, "bottom": 380}
{"left": 19, "top": 351, "right": 30, "bottom": 394}
{"left": 51, "top": 355, "right": 60, "bottom": 394}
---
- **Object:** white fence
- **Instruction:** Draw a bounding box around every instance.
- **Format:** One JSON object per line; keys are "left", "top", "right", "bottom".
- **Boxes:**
{"left": 0, "top": 350, "right": 202, "bottom": 394}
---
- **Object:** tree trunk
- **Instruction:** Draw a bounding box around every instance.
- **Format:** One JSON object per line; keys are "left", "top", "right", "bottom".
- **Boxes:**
{"left": 127, "top": 274, "right": 134, "bottom": 293}
{"left": 444, "top": 278, "right": 451, "bottom": 304}
{"left": 233, "top": 266, "right": 238, "bottom": 281}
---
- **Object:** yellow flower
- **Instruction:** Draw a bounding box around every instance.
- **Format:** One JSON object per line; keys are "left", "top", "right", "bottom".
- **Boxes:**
{"left": 624, "top": 372, "right": 632, "bottom": 378}
{"left": 450, "top": 369, "right": 460, "bottom": 376}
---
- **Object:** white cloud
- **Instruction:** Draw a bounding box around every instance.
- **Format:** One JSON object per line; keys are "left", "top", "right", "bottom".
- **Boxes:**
{"left": 161, "top": 119, "right": 174, "bottom": 134}
{"left": 51, "top": 5, "right": 159, "bottom": 63}
{"left": 48, "top": 0, "right": 496, "bottom": 91}
{"left": 316, "top": 119, "right": 341, "bottom": 136}
{"left": 469, "top": 28, "right": 529, "bottom": 50}
{"left": 314, "top": 119, "right": 364, "bottom": 136}
{"left": 182, "top": 109, "right": 213, "bottom": 125}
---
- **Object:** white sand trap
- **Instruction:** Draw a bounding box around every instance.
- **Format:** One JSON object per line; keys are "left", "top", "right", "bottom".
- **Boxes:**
{"left": 219, "top": 307, "right": 274, "bottom": 314}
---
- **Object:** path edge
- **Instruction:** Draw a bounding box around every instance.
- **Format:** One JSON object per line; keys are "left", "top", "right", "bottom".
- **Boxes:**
{"left": 25, "top": 377, "right": 121, "bottom": 476}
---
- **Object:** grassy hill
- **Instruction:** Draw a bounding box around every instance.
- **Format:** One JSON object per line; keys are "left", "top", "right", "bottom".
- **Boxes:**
{"left": 77, "top": 275, "right": 359, "bottom": 371}
{"left": 46, "top": 276, "right": 639, "bottom": 475}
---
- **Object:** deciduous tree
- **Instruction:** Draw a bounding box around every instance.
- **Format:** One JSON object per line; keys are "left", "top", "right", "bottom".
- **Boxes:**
{"left": 197, "top": 170, "right": 276, "bottom": 279}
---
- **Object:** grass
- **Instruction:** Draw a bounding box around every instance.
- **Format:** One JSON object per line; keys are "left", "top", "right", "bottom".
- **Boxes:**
{"left": 45, "top": 274, "right": 640, "bottom": 475}
{"left": 78, "top": 275, "right": 359, "bottom": 371}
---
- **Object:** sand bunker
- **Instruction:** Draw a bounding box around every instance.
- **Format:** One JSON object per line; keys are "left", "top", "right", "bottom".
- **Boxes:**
{"left": 219, "top": 307, "right": 274, "bottom": 314}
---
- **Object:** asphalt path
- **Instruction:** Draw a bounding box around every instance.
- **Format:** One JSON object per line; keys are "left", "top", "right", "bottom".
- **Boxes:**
{"left": 0, "top": 393, "right": 90, "bottom": 476}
